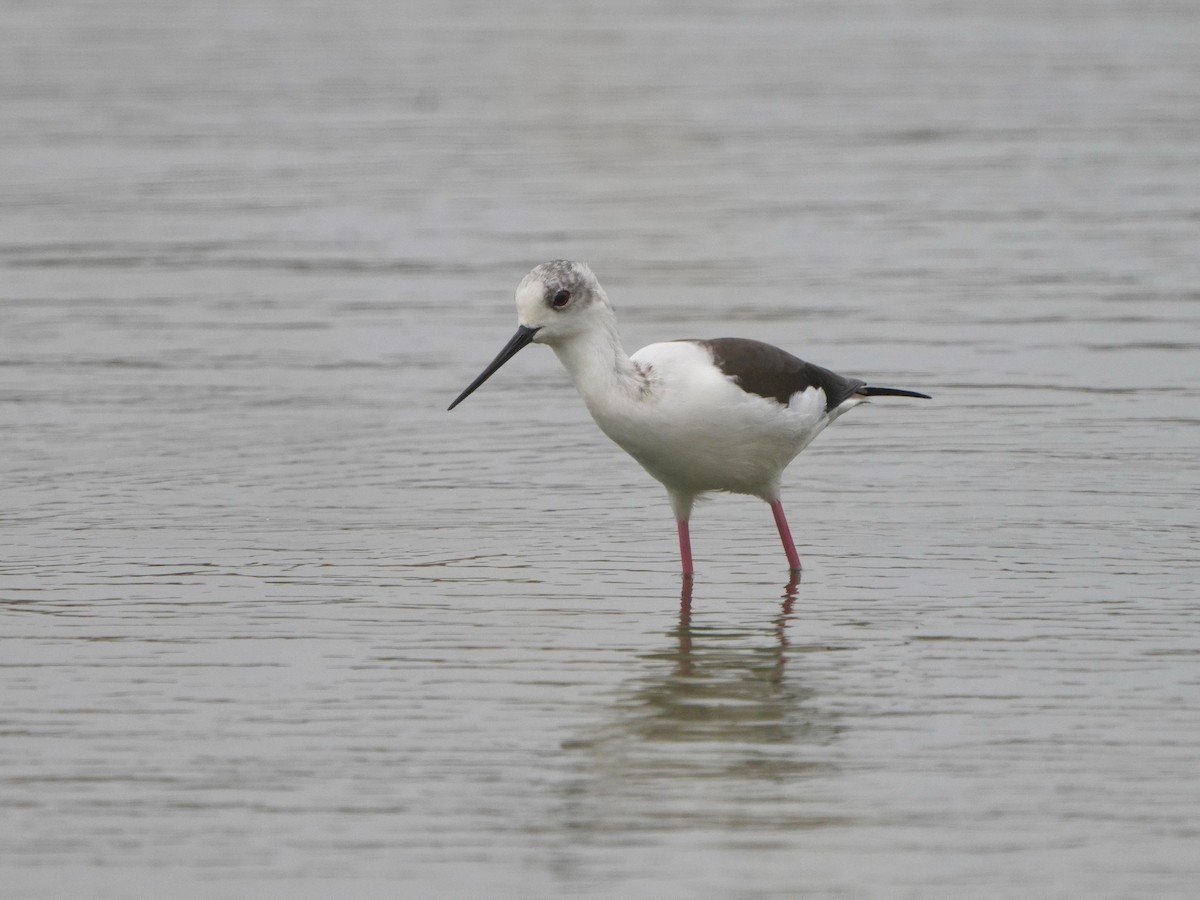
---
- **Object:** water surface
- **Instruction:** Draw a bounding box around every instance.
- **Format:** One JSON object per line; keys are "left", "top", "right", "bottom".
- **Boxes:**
{"left": 2, "top": 1, "right": 1198, "bottom": 898}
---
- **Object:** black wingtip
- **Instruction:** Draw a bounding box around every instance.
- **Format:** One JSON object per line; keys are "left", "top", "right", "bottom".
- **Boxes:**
{"left": 861, "top": 386, "right": 932, "bottom": 400}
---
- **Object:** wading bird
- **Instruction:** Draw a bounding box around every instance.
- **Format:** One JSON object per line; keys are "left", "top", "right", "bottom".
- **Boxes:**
{"left": 449, "top": 260, "right": 930, "bottom": 575}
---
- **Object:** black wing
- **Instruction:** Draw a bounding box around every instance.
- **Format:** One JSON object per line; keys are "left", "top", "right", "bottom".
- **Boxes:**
{"left": 690, "top": 338, "right": 868, "bottom": 411}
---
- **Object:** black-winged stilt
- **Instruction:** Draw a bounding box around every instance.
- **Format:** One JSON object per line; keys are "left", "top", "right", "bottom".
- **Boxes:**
{"left": 449, "top": 260, "right": 930, "bottom": 576}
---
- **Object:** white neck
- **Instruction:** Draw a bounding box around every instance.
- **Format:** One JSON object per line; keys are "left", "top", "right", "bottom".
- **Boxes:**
{"left": 549, "top": 317, "right": 643, "bottom": 414}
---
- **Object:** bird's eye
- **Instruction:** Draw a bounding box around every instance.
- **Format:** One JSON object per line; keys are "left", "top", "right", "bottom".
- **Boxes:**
{"left": 551, "top": 289, "right": 571, "bottom": 309}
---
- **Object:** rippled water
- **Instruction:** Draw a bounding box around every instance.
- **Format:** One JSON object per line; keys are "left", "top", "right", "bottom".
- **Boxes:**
{"left": 3, "top": 1, "right": 1199, "bottom": 897}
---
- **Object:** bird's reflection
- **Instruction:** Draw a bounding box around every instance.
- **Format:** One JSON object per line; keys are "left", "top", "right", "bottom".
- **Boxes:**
{"left": 562, "top": 572, "right": 835, "bottom": 780}
{"left": 626, "top": 571, "right": 813, "bottom": 748}
{"left": 676, "top": 571, "right": 799, "bottom": 673}
{"left": 552, "top": 574, "right": 841, "bottom": 853}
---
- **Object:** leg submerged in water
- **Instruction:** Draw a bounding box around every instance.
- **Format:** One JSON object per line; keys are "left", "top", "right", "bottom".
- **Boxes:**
{"left": 769, "top": 499, "right": 802, "bottom": 572}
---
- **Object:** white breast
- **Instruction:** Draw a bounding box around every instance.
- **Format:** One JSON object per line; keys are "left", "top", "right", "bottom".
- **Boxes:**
{"left": 582, "top": 341, "right": 837, "bottom": 499}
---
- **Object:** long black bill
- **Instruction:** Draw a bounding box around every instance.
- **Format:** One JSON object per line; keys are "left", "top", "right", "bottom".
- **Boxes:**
{"left": 447, "top": 325, "right": 541, "bottom": 410}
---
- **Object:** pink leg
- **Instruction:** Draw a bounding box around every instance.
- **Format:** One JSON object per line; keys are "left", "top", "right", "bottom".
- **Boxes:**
{"left": 770, "top": 499, "right": 802, "bottom": 572}
{"left": 676, "top": 519, "right": 694, "bottom": 576}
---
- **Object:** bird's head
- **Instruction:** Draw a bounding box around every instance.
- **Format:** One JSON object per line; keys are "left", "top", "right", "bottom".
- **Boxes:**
{"left": 514, "top": 259, "right": 613, "bottom": 346}
{"left": 448, "top": 260, "right": 613, "bottom": 410}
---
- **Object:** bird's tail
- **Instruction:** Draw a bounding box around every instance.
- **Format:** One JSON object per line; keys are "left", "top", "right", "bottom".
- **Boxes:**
{"left": 860, "top": 386, "right": 932, "bottom": 400}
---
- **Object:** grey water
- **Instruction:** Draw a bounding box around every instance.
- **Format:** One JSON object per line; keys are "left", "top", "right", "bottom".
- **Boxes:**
{"left": 2, "top": 1, "right": 1199, "bottom": 898}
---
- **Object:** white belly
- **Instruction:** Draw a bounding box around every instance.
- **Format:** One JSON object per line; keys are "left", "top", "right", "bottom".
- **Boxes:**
{"left": 587, "top": 341, "right": 848, "bottom": 499}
